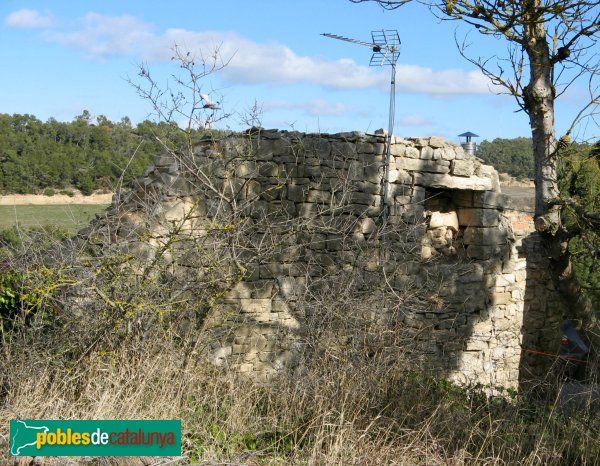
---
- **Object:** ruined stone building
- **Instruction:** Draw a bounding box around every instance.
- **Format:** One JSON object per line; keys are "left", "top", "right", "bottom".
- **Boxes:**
{"left": 85, "top": 129, "right": 565, "bottom": 390}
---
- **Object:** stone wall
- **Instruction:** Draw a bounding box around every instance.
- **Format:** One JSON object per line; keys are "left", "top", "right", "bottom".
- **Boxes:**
{"left": 90, "top": 129, "right": 565, "bottom": 390}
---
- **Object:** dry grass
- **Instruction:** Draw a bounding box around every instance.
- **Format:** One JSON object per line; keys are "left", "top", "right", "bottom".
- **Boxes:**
{"left": 2, "top": 305, "right": 600, "bottom": 466}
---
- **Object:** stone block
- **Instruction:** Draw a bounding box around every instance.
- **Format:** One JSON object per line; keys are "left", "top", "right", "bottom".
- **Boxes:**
{"left": 490, "top": 292, "right": 512, "bottom": 305}
{"left": 307, "top": 189, "right": 332, "bottom": 203}
{"left": 412, "top": 186, "right": 426, "bottom": 203}
{"left": 243, "top": 179, "right": 261, "bottom": 199}
{"left": 267, "top": 200, "right": 296, "bottom": 216}
{"left": 258, "top": 161, "right": 281, "bottom": 177}
{"left": 304, "top": 164, "right": 324, "bottom": 177}
{"left": 432, "top": 148, "right": 445, "bottom": 161}
{"left": 286, "top": 184, "right": 308, "bottom": 202}
{"left": 363, "top": 161, "right": 383, "bottom": 182}
{"left": 239, "top": 298, "right": 272, "bottom": 313}
{"left": 239, "top": 363, "right": 254, "bottom": 372}
{"left": 349, "top": 181, "right": 378, "bottom": 195}
{"left": 440, "top": 147, "right": 457, "bottom": 161}
{"left": 254, "top": 138, "right": 291, "bottom": 160}
{"left": 413, "top": 173, "right": 492, "bottom": 191}
{"left": 463, "top": 227, "right": 507, "bottom": 245}
{"left": 473, "top": 191, "right": 513, "bottom": 210}
{"left": 396, "top": 158, "right": 450, "bottom": 174}
{"left": 420, "top": 146, "right": 435, "bottom": 160}
{"left": 357, "top": 142, "right": 375, "bottom": 154}
{"left": 357, "top": 217, "right": 376, "bottom": 234}
{"left": 234, "top": 161, "right": 258, "bottom": 178}
{"left": 451, "top": 159, "right": 475, "bottom": 177}
{"left": 394, "top": 195, "right": 412, "bottom": 205}
{"left": 458, "top": 208, "right": 499, "bottom": 227}
{"left": 331, "top": 141, "right": 356, "bottom": 157}
{"left": 429, "top": 137, "right": 446, "bottom": 148}
{"left": 390, "top": 144, "right": 406, "bottom": 157}
{"left": 347, "top": 160, "right": 364, "bottom": 181}
{"left": 259, "top": 262, "right": 306, "bottom": 278}
{"left": 467, "top": 245, "right": 496, "bottom": 260}
{"left": 304, "top": 138, "right": 331, "bottom": 156}
{"left": 402, "top": 146, "right": 420, "bottom": 158}
{"left": 465, "top": 339, "right": 489, "bottom": 351}
{"left": 248, "top": 334, "right": 268, "bottom": 351}
{"left": 347, "top": 191, "right": 375, "bottom": 205}
{"left": 388, "top": 168, "right": 412, "bottom": 184}
{"left": 429, "top": 211, "right": 459, "bottom": 231}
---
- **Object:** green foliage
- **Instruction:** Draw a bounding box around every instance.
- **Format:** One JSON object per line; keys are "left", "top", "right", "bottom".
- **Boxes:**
{"left": 0, "top": 225, "right": 71, "bottom": 261}
{"left": 477, "top": 137, "right": 534, "bottom": 179}
{"left": 43, "top": 188, "right": 55, "bottom": 197}
{"left": 0, "top": 227, "right": 21, "bottom": 251}
{"left": 0, "top": 112, "right": 187, "bottom": 195}
{"left": 0, "top": 268, "right": 46, "bottom": 334}
{"left": 559, "top": 143, "right": 600, "bottom": 307}
{"left": 0, "top": 272, "right": 20, "bottom": 321}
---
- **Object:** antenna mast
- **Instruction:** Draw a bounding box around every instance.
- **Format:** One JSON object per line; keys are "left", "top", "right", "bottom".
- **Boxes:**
{"left": 322, "top": 30, "right": 401, "bottom": 264}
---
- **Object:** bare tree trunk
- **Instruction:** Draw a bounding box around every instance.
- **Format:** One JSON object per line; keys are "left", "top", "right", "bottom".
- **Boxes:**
{"left": 522, "top": 4, "right": 559, "bottom": 226}
{"left": 522, "top": 5, "right": 597, "bottom": 346}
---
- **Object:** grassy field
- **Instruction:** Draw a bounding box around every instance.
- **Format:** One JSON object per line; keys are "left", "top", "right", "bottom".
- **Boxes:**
{"left": 0, "top": 204, "right": 109, "bottom": 233}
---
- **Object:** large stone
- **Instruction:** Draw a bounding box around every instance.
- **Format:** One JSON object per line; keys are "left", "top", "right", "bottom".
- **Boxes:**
{"left": 420, "top": 146, "right": 435, "bottom": 160}
{"left": 395, "top": 158, "right": 450, "bottom": 174}
{"left": 463, "top": 226, "right": 508, "bottom": 245}
{"left": 473, "top": 191, "right": 514, "bottom": 210}
{"left": 429, "top": 211, "right": 459, "bottom": 232}
{"left": 458, "top": 208, "right": 500, "bottom": 226}
{"left": 413, "top": 173, "right": 493, "bottom": 191}
{"left": 451, "top": 159, "right": 475, "bottom": 177}
{"left": 429, "top": 136, "right": 447, "bottom": 148}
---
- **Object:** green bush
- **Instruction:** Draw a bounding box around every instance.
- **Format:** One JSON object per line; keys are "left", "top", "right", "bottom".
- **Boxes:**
{"left": 43, "top": 188, "right": 55, "bottom": 196}
{"left": 59, "top": 189, "right": 75, "bottom": 197}
{"left": 0, "top": 227, "right": 21, "bottom": 250}
{"left": 0, "top": 270, "right": 35, "bottom": 333}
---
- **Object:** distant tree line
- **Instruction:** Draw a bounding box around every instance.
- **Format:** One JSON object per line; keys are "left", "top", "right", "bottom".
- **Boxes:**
{"left": 477, "top": 137, "right": 535, "bottom": 180}
{"left": 0, "top": 112, "right": 224, "bottom": 195}
{"left": 477, "top": 137, "right": 592, "bottom": 181}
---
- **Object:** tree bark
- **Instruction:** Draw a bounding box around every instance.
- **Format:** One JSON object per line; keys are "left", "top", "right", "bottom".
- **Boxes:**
{"left": 521, "top": 2, "right": 597, "bottom": 345}
{"left": 522, "top": 2, "right": 560, "bottom": 226}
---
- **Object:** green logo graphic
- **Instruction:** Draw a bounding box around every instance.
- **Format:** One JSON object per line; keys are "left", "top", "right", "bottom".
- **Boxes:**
{"left": 10, "top": 420, "right": 181, "bottom": 457}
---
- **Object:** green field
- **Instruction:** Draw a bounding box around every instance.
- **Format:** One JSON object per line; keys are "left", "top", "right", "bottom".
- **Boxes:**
{"left": 0, "top": 204, "right": 109, "bottom": 234}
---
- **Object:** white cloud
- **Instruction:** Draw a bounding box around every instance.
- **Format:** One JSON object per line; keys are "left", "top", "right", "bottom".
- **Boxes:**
{"left": 36, "top": 11, "right": 494, "bottom": 95}
{"left": 396, "top": 65, "right": 492, "bottom": 95}
{"left": 46, "top": 13, "right": 155, "bottom": 57}
{"left": 5, "top": 9, "right": 53, "bottom": 28}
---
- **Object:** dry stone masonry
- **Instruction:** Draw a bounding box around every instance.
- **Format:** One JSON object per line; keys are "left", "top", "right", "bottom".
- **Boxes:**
{"left": 90, "top": 129, "right": 565, "bottom": 390}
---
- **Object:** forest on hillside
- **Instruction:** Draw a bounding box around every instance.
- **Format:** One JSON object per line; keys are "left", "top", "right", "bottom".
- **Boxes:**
{"left": 477, "top": 137, "right": 592, "bottom": 180}
{"left": 0, "top": 112, "right": 208, "bottom": 195}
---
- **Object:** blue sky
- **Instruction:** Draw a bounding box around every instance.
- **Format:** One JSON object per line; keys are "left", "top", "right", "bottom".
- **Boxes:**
{"left": 0, "top": 0, "right": 595, "bottom": 143}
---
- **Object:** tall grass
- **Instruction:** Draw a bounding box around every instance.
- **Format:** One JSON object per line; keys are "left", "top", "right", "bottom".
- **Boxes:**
{"left": 2, "top": 301, "right": 600, "bottom": 465}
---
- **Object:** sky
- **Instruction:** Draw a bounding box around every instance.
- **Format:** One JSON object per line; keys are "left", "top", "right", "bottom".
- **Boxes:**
{"left": 0, "top": 0, "right": 597, "bottom": 143}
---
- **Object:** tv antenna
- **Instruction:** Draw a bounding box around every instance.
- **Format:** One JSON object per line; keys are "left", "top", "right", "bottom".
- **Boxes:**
{"left": 322, "top": 30, "right": 401, "bottom": 263}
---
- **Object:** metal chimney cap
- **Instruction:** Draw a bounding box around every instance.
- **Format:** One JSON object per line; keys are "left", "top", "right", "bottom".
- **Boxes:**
{"left": 458, "top": 131, "right": 479, "bottom": 138}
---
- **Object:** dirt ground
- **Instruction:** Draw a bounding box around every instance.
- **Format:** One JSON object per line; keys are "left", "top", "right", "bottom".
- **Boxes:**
{"left": 0, "top": 193, "right": 113, "bottom": 205}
